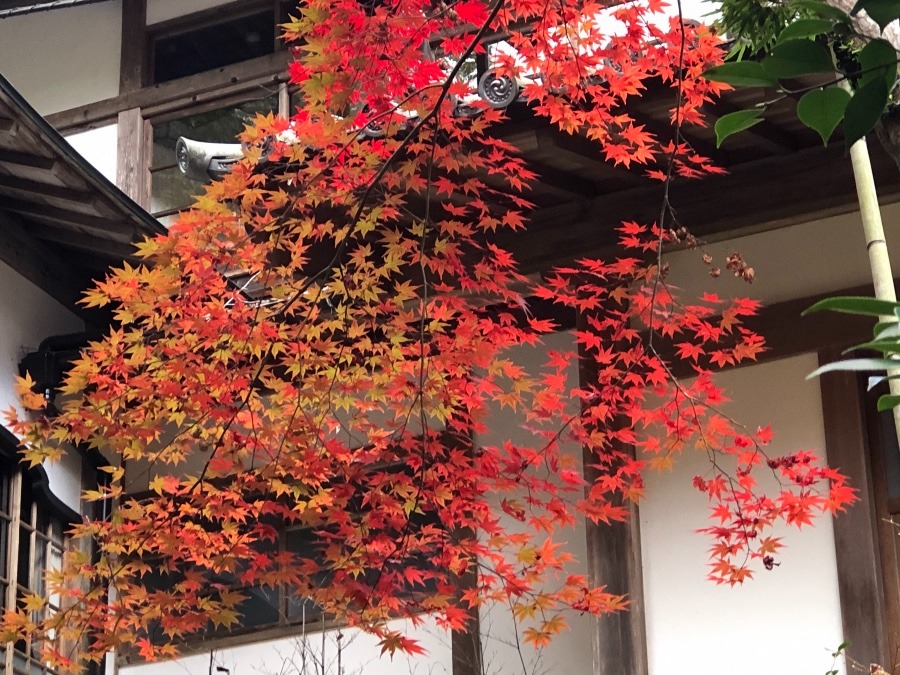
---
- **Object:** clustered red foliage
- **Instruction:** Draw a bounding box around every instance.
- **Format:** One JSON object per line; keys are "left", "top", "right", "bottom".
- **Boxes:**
{"left": 2, "top": 0, "right": 855, "bottom": 669}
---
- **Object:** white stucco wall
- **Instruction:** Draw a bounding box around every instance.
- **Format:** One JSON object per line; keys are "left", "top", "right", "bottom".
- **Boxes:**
{"left": 664, "top": 201, "right": 900, "bottom": 307}
{"left": 0, "top": 1, "right": 122, "bottom": 115}
{"left": 123, "top": 615, "right": 453, "bottom": 675}
{"left": 640, "top": 353, "right": 845, "bottom": 674}
{"left": 0, "top": 258, "right": 84, "bottom": 512}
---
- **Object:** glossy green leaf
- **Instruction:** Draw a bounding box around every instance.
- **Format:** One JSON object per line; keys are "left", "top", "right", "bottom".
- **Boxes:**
{"left": 850, "top": 340, "right": 900, "bottom": 353}
{"left": 803, "top": 295, "right": 900, "bottom": 316}
{"left": 874, "top": 321, "right": 900, "bottom": 338}
{"left": 704, "top": 62, "right": 779, "bottom": 88}
{"left": 851, "top": 0, "right": 900, "bottom": 31}
{"left": 844, "top": 77, "right": 890, "bottom": 148}
{"left": 715, "top": 108, "right": 764, "bottom": 147}
{"left": 807, "top": 357, "right": 900, "bottom": 379}
{"left": 796, "top": 88, "right": 850, "bottom": 145}
{"left": 762, "top": 39, "right": 835, "bottom": 79}
{"left": 858, "top": 38, "right": 898, "bottom": 92}
{"left": 878, "top": 394, "right": 900, "bottom": 410}
{"left": 777, "top": 18, "right": 835, "bottom": 43}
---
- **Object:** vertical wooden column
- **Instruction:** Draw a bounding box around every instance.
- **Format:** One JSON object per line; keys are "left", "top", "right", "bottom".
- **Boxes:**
{"left": 116, "top": 108, "right": 152, "bottom": 210}
{"left": 451, "top": 563, "right": 483, "bottom": 675}
{"left": 119, "top": 0, "right": 148, "bottom": 95}
{"left": 818, "top": 347, "right": 890, "bottom": 666}
{"left": 578, "top": 313, "right": 649, "bottom": 675}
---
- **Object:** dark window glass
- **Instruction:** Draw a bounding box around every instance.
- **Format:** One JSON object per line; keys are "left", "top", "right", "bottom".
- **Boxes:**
{"left": 152, "top": 11, "right": 275, "bottom": 84}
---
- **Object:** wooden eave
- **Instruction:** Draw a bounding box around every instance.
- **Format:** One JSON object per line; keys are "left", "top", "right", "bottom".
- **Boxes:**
{"left": 486, "top": 78, "right": 900, "bottom": 272}
{"left": 0, "top": 72, "right": 165, "bottom": 318}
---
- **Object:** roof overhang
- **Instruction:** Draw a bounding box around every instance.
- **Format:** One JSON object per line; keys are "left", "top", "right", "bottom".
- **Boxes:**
{"left": 0, "top": 72, "right": 165, "bottom": 320}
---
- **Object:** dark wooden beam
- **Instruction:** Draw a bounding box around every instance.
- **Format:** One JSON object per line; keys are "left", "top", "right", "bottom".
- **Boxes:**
{"left": 119, "top": 0, "right": 148, "bottom": 94}
{"left": 0, "top": 210, "right": 91, "bottom": 313}
{"left": 502, "top": 142, "right": 900, "bottom": 273}
{"left": 1, "top": 196, "right": 134, "bottom": 236}
{"left": 31, "top": 225, "right": 140, "bottom": 259}
{"left": 116, "top": 108, "right": 152, "bottom": 209}
{"left": 46, "top": 51, "right": 290, "bottom": 133}
{"left": 0, "top": 148, "right": 55, "bottom": 171}
{"left": 818, "top": 349, "right": 890, "bottom": 667}
{"left": 0, "top": 117, "right": 14, "bottom": 132}
{"left": 0, "top": 173, "right": 95, "bottom": 203}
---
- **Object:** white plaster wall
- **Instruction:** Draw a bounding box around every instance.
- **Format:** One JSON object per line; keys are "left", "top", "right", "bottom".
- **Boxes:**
{"left": 0, "top": 259, "right": 84, "bottom": 511}
{"left": 146, "top": 0, "right": 235, "bottom": 25}
{"left": 639, "top": 353, "right": 845, "bottom": 675}
{"left": 122, "top": 615, "right": 452, "bottom": 675}
{"left": 0, "top": 1, "right": 122, "bottom": 115}
{"left": 474, "top": 330, "right": 594, "bottom": 675}
{"left": 65, "top": 124, "right": 119, "bottom": 184}
{"left": 663, "top": 201, "right": 900, "bottom": 307}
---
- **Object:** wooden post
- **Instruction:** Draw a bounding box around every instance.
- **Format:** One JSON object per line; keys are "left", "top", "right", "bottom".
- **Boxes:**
{"left": 119, "top": 0, "right": 148, "bottom": 94}
{"left": 818, "top": 347, "right": 890, "bottom": 667}
{"left": 116, "top": 108, "right": 152, "bottom": 209}
{"left": 578, "top": 312, "right": 649, "bottom": 675}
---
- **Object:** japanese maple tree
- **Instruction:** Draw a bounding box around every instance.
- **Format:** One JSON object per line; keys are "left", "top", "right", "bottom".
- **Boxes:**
{"left": 1, "top": 0, "right": 856, "bottom": 669}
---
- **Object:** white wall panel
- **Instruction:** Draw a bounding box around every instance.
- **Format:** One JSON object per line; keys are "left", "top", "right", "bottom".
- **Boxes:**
{"left": 65, "top": 124, "right": 118, "bottom": 184}
{"left": 640, "top": 354, "right": 845, "bottom": 674}
{"left": 0, "top": 2, "right": 122, "bottom": 115}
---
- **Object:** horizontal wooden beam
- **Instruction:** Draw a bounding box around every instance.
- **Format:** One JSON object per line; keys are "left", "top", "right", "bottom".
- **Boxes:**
{"left": 46, "top": 51, "right": 291, "bottom": 133}
{"left": 0, "top": 173, "right": 95, "bottom": 203}
{"left": 2, "top": 196, "right": 136, "bottom": 236}
{"left": 0, "top": 148, "right": 56, "bottom": 171}
{"left": 501, "top": 141, "right": 900, "bottom": 273}
{"left": 0, "top": 210, "right": 92, "bottom": 314}
{"left": 31, "top": 224, "right": 140, "bottom": 259}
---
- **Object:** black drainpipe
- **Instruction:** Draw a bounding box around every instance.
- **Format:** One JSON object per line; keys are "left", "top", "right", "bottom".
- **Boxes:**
{"left": 18, "top": 332, "right": 97, "bottom": 404}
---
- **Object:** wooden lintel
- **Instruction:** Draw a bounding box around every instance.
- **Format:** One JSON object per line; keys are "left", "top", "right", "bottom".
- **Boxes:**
{"left": 0, "top": 148, "right": 55, "bottom": 171}
{"left": 0, "top": 173, "right": 95, "bottom": 204}
{"left": 46, "top": 51, "right": 291, "bottom": 134}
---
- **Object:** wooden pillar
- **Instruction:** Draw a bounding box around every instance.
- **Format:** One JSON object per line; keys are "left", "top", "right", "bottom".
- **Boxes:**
{"left": 119, "top": 0, "right": 148, "bottom": 94}
{"left": 818, "top": 347, "right": 889, "bottom": 666}
{"left": 116, "top": 108, "right": 152, "bottom": 209}
{"left": 578, "top": 312, "right": 649, "bottom": 675}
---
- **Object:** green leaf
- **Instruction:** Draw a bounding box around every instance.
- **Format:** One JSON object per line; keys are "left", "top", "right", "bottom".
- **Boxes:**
{"left": 807, "top": 357, "right": 900, "bottom": 379}
{"left": 844, "top": 77, "right": 890, "bottom": 148}
{"left": 777, "top": 18, "right": 836, "bottom": 43}
{"left": 803, "top": 295, "right": 900, "bottom": 316}
{"left": 796, "top": 88, "right": 850, "bottom": 144}
{"left": 851, "top": 0, "right": 900, "bottom": 31}
{"left": 715, "top": 108, "right": 764, "bottom": 147}
{"left": 877, "top": 394, "right": 900, "bottom": 410}
{"left": 858, "top": 38, "right": 899, "bottom": 92}
{"left": 704, "top": 62, "right": 779, "bottom": 88}
{"left": 875, "top": 321, "right": 900, "bottom": 338}
{"left": 849, "top": 340, "right": 900, "bottom": 353}
{"left": 794, "top": 0, "right": 850, "bottom": 20}
{"left": 762, "top": 39, "right": 835, "bottom": 79}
